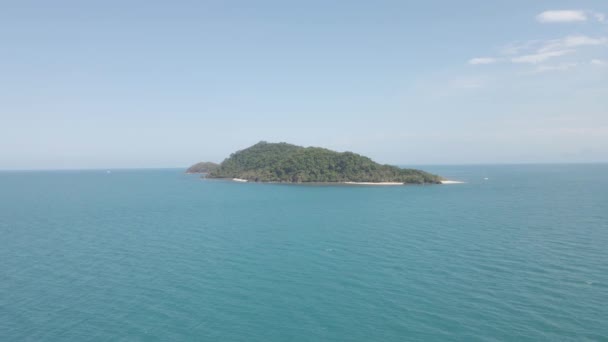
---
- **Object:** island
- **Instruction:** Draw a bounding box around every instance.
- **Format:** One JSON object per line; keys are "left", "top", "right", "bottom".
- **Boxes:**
{"left": 191, "top": 141, "right": 444, "bottom": 184}
{"left": 185, "top": 161, "right": 219, "bottom": 174}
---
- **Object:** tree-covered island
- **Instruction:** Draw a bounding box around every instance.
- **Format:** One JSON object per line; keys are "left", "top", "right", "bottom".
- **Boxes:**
{"left": 186, "top": 162, "right": 219, "bottom": 174}
{"left": 191, "top": 141, "right": 443, "bottom": 184}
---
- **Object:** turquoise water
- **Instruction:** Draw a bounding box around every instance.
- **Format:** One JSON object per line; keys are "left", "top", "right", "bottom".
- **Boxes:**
{"left": 1, "top": 165, "right": 607, "bottom": 341}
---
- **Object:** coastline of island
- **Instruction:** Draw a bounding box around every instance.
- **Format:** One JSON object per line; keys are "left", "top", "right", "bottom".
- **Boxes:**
{"left": 343, "top": 181, "right": 405, "bottom": 185}
{"left": 190, "top": 141, "right": 446, "bottom": 185}
{"left": 226, "top": 179, "right": 464, "bottom": 185}
{"left": 440, "top": 180, "right": 465, "bottom": 184}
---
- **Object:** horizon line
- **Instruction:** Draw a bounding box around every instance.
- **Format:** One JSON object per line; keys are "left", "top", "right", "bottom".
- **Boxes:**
{"left": 1, "top": 161, "right": 607, "bottom": 172}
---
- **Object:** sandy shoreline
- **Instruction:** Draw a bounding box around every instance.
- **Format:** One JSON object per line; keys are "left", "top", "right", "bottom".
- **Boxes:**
{"left": 342, "top": 181, "right": 404, "bottom": 185}
{"left": 440, "top": 180, "right": 465, "bottom": 184}
{"left": 227, "top": 178, "right": 464, "bottom": 185}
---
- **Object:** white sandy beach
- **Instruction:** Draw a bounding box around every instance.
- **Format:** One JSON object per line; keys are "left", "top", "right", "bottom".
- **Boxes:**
{"left": 342, "top": 181, "right": 404, "bottom": 185}
{"left": 440, "top": 180, "right": 465, "bottom": 184}
{"left": 229, "top": 179, "right": 463, "bottom": 185}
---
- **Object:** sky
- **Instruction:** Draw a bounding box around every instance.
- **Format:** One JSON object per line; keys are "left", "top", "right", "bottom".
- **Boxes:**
{"left": 1, "top": 0, "right": 607, "bottom": 169}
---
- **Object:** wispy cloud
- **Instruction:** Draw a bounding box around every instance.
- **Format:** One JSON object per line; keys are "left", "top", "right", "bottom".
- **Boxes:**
{"left": 468, "top": 9, "right": 607, "bottom": 74}
{"left": 468, "top": 57, "right": 498, "bottom": 65}
{"left": 501, "top": 41, "right": 540, "bottom": 55}
{"left": 450, "top": 77, "right": 485, "bottom": 89}
{"left": 470, "top": 35, "right": 606, "bottom": 66}
{"left": 536, "top": 10, "right": 587, "bottom": 23}
{"left": 538, "top": 35, "right": 607, "bottom": 53}
{"left": 511, "top": 50, "right": 573, "bottom": 64}
{"left": 536, "top": 10, "right": 606, "bottom": 23}
{"left": 591, "top": 59, "right": 607, "bottom": 66}
{"left": 533, "top": 63, "right": 578, "bottom": 73}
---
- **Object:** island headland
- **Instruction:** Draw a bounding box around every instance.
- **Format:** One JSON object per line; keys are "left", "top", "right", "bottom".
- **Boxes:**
{"left": 189, "top": 141, "right": 447, "bottom": 185}
{"left": 185, "top": 162, "right": 219, "bottom": 174}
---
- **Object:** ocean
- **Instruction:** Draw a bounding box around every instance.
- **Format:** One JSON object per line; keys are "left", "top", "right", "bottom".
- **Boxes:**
{"left": 1, "top": 165, "right": 607, "bottom": 341}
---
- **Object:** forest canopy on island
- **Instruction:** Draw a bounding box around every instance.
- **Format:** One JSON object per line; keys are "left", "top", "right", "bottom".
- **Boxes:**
{"left": 204, "top": 142, "right": 442, "bottom": 184}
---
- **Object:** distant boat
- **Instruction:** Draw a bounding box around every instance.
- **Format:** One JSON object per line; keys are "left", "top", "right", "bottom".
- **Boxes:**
{"left": 106, "top": 170, "right": 112, "bottom": 174}
{"left": 484, "top": 177, "right": 488, "bottom": 180}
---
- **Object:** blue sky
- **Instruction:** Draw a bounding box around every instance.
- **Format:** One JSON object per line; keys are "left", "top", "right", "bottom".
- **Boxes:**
{"left": 1, "top": 0, "right": 607, "bottom": 169}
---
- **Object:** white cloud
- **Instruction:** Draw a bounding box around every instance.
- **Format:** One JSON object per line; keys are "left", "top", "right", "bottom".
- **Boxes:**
{"left": 536, "top": 10, "right": 587, "bottom": 23}
{"left": 591, "top": 59, "right": 607, "bottom": 66}
{"left": 563, "top": 35, "right": 607, "bottom": 47}
{"left": 536, "top": 10, "right": 606, "bottom": 23}
{"left": 468, "top": 57, "right": 498, "bottom": 65}
{"left": 501, "top": 41, "right": 540, "bottom": 55}
{"left": 511, "top": 50, "right": 573, "bottom": 64}
{"left": 450, "top": 77, "right": 485, "bottom": 89}
{"left": 534, "top": 63, "right": 578, "bottom": 73}
{"left": 539, "top": 35, "right": 608, "bottom": 53}
{"left": 495, "top": 35, "right": 606, "bottom": 64}
{"left": 468, "top": 33, "right": 607, "bottom": 67}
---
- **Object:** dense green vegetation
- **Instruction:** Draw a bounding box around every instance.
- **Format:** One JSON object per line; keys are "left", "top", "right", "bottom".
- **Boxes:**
{"left": 186, "top": 161, "right": 219, "bottom": 174}
{"left": 207, "top": 142, "right": 442, "bottom": 184}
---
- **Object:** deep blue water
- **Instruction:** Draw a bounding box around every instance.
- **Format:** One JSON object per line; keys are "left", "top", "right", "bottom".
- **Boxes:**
{"left": 1, "top": 165, "right": 607, "bottom": 341}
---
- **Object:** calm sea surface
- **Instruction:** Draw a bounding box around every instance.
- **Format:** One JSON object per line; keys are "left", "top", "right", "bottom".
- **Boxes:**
{"left": 1, "top": 165, "right": 607, "bottom": 341}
